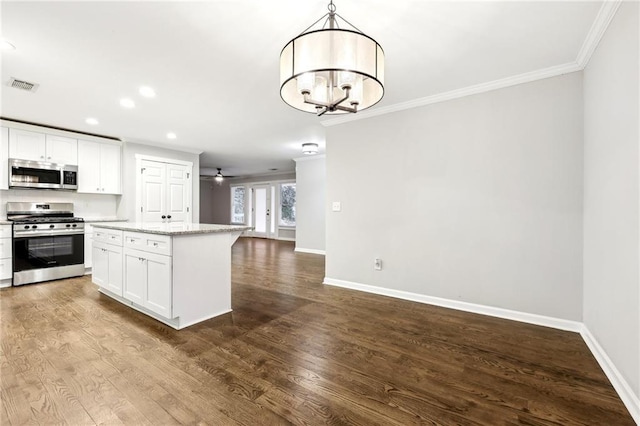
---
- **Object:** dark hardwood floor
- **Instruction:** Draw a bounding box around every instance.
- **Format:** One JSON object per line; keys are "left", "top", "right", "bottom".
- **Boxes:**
{"left": 0, "top": 238, "right": 634, "bottom": 425}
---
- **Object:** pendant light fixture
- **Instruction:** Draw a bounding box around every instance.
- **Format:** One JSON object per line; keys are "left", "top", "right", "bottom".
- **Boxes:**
{"left": 280, "top": 0, "right": 384, "bottom": 116}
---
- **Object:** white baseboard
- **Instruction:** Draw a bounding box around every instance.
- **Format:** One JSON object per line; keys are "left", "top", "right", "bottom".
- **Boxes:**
{"left": 580, "top": 326, "right": 640, "bottom": 423}
{"left": 323, "top": 277, "right": 582, "bottom": 332}
{"left": 322, "top": 277, "right": 638, "bottom": 421}
{"left": 277, "top": 237, "right": 296, "bottom": 242}
{"left": 0, "top": 280, "right": 12, "bottom": 289}
{"left": 295, "top": 247, "right": 326, "bottom": 255}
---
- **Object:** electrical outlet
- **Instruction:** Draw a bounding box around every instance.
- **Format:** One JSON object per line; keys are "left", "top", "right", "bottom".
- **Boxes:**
{"left": 374, "top": 258, "right": 382, "bottom": 270}
{"left": 332, "top": 201, "right": 341, "bottom": 212}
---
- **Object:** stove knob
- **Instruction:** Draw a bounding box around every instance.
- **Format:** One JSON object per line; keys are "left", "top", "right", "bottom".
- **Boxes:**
{"left": 66, "top": 224, "right": 71, "bottom": 228}
{"left": 23, "top": 225, "right": 30, "bottom": 230}
{"left": 49, "top": 224, "right": 55, "bottom": 229}
{"left": 32, "top": 225, "right": 38, "bottom": 229}
{"left": 72, "top": 224, "right": 77, "bottom": 228}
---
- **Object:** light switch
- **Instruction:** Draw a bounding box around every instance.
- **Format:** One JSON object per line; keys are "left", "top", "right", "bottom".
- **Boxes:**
{"left": 332, "top": 201, "right": 341, "bottom": 212}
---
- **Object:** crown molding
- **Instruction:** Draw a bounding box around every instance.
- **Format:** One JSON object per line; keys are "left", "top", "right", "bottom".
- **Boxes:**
{"left": 322, "top": 0, "right": 622, "bottom": 128}
{"left": 321, "top": 62, "right": 581, "bottom": 127}
{"left": 576, "top": 0, "right": 622, "bottom": 68}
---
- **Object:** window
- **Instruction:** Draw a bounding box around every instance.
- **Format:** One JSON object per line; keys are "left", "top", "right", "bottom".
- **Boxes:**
{"left": 230, "top": 186, "right": 246, "bottom": 224}
{"left": 279, "top": 183, "right": 296, "bottom": 227}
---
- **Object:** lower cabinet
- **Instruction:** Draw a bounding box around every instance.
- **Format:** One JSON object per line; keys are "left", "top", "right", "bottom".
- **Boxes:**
{"left": 123, "top": 248, "right": 172, "bottom": 318}
{"left": 0, "top": 225, "right": 12, "bottom": 282}
{"left": 92, "top": 240, "right": 123, "bottom": 296}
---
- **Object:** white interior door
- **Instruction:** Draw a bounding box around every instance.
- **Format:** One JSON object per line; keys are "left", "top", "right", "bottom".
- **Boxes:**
{"left": 165, "top": 163, "right": 190, "bottom": 223}
{"left": 141, "top": 160, "right": 166, "bottom": 223}
{"left": 251, "top": 185, "right": 272, "bottom": 238}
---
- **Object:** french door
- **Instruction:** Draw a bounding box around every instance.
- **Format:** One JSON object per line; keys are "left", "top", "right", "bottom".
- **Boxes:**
{"left": 251, "top": 185, "right": 272, "bottom": 238}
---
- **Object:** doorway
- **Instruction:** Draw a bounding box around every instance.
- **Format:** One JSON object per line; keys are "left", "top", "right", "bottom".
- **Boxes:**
{"left": 251, "top": 184, "right": 272, "bottom": 238}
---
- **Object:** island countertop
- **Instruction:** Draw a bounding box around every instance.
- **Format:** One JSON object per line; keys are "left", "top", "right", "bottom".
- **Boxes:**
{"left": 91, "top": 221, "right": 252, "bottom": 236}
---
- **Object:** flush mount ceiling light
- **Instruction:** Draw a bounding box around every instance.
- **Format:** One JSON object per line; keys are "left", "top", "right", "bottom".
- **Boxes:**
{"left": 85, "top": 117, "right": 99, "bottom": 125}
{"left": 302, "top": 143, "right": 319, "bottom": 155}
{"left": 120, "top": 98, "right": 135, "bottom": 108}
{"left": 280, "top": 0, "right": 384, "bottom": 116}
{"left": 166, "top": 132, "right": 177, "bottom": 139}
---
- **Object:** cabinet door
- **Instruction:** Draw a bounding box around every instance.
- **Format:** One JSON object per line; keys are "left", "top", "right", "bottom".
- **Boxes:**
{"left": 106, "top": 245, "right": 123, "bottom": 296}
{"left": 165, "top": 163, "right": 191, "bottom": 223}
{"left": 45, "top": 135, "right": 77, "bottom": 165}
{"left": 100, "top": 143, "right": 121, "bottom": 194}
{"left": 92, "top": 243, "right": 108, "bottom": 287}
{"left": 144, "top": 251, "right": 172, "bottom": 318}
{"left": 0, "top": 127, "right": 8, "bottom": 190}
{"left": 123, "top": 249, "right": 146, "bottom": 305}
{"left": 141, "top": 160, "right": 166, "bottom": 223}
{"left": 84, "top": 232, "right": 93, "bottom": 269}
{"left": 9, "top": 129, "right": 46, "bottom": 161}
{"left": 77, "top": 140, "right": 101, "bottom": 193}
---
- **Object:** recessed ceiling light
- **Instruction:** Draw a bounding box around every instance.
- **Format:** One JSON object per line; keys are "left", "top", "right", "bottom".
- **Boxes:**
{"left": 85, "top": 117, "right": 99, "bottom": 125}
{"left": 0, "top": 40, "right": 16, "bottom": 50}
{"left": 120, "top": 98, "right": 135, "bottom": 108}
{"left": 139, "top": 86, "right": 156, "bottom": 98}
{"left": 166, "top": 132, "right": 177, "bottom": 139}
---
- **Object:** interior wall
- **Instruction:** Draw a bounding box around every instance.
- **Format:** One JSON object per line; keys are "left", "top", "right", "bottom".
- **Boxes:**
{"left": 326, "top": 72, "right": 584, "bottom": 321}
{"left": 199, "top": 178, "right": 231, "bottom": 224}
{"left": 294, "top": 156, "right": 326, "bottom": 252}
{"left": 583, "top": 1, "right": 639, "bottom": 401}
{"left": 117, "top": 142, "right": 200, "bottom": 222}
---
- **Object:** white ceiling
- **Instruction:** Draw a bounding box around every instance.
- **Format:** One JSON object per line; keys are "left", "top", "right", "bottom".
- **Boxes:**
{"left": 1, "top": 1, "right": 602, "bottom": 177}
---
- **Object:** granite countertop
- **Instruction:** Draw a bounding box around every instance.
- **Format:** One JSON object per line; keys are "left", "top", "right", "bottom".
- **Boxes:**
{"left": 91, "top": 222, "right": 252, "bottom": 236}
{"left": 84, "top": 217, "right": 128, "bottom": 223}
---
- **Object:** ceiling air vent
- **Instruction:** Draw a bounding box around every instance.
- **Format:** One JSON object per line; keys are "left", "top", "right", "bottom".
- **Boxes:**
{"left": 7, "top": 77, "right": 39, "bottom": 93}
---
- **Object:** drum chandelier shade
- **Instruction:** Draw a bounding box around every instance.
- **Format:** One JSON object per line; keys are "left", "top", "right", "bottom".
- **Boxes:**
{"left": 280, "top": 1, "right": 384, "bottom": 116}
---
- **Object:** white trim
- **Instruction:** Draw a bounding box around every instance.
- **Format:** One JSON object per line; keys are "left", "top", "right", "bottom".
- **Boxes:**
{"left": 321, "top": 62, "right": 581, "bottom": 127}
{"left": 0, "top": 281, "right": 11, "bottom": 289}
{"left": 580, "top": 326, "right": 640, "bottom": 423}
{"left": 134, "top": 153, "right": 194, "bottom": 168}
{"left": 294, "top": 247, "right": 326, "bottom": 255}
{"left": 126, "top": 139, "right": 202, "bottom": 155}
{"left": 277, "top": 237, "right": 296, "bottom": 242}
{"left": 576, "top": 0, "right": 623, "bottom": 68}
{"left": 293, "top": 154, "right": 326, "bottom": 162}
{"left": 323, "top": 277, "right": 582, "bottom": 332}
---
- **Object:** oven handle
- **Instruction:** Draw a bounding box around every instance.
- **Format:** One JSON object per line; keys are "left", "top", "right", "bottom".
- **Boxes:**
{"left": 13, "top": 231, "right": 85, "bottom": 238}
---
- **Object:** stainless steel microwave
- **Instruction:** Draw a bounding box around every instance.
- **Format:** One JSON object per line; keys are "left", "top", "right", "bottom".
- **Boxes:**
{"left": 9, "top": 158, "right": 78, "bottom": 190}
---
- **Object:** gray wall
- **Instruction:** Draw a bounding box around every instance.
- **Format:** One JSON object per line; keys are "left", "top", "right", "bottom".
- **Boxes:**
{"left": 117, "top": 142, "right": 200, "bottom": 222}
{"left": 295, "top": 156, "right": 326, "bottom": 252}
{"left": 326, "top": 72, "right": 584, "bottom": 321}
{"left": 199, "top": 178, "right": 231, "bottom": 224}
{"left": 583, "top": 2, "right": 639, "bottom": 400}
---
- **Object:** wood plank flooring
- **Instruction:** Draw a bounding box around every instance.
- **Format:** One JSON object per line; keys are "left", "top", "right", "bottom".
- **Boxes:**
{"left": 0, "top": 237, "right": 634, "bottom": 425}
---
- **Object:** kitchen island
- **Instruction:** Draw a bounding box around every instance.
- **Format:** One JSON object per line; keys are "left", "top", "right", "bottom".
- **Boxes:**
{"left": 91, "top": 222, "right": 251, "bottom": 329}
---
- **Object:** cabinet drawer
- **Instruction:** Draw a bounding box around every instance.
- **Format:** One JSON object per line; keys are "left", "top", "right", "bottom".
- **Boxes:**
{"left": 93, "top": 229, "right": 123, "bottom": 246}
{"left": 0, "top": 238, "right": 11, "bottom": 259}
{"left": 124, "top": 231, "right": 171, "bottom": 256}
{"left": 0, "top": 258, "right": 11, "bottom": 280}
{"left": 0, "top": 226, "right": 11, "bottom": 239}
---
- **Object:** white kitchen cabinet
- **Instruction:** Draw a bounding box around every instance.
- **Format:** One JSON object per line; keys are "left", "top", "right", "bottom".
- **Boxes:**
{"left": 92, "top": 239, "right": 123, "bottom": 296}
{"left": 0, "top": 225, "right": 12, "bottom": 282}
{"left": 78, "top": 140, "right": 121, "bottom": 194}
{"left": 84, "top": 224, "right": 94, "bottom": 269}
{"left": 8, "top": 129, "right": 77, "bottom": 164}
{"left": 0, "top": 127, "right": 8, "bottom": 190}
{"left": 123, "top": 248, "right": 172, "bottom": 318}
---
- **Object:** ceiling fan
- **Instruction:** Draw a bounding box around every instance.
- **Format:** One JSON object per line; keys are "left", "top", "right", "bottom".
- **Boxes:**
{"left": 200, "top": 168, "right": 236, "bottom": 183}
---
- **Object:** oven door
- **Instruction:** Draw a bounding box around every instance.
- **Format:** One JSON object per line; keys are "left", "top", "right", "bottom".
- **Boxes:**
{"left": 13, "top": 233, "right": 85, "bottom": 285}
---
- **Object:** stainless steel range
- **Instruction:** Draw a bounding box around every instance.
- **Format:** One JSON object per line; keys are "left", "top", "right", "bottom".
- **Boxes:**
{"left": 7, "top": 202, "right": 85, "bottom": 286}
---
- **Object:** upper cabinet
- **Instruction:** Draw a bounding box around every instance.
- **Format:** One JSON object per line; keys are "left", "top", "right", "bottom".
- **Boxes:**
{"left": 8, "top": 129, "right": 77, "bottom": 165}
{"left": 0, "top": 127, "right": 8, "bottom": 190}
{"left": 77, "top": 140, "right": 121, "bottom": 194}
